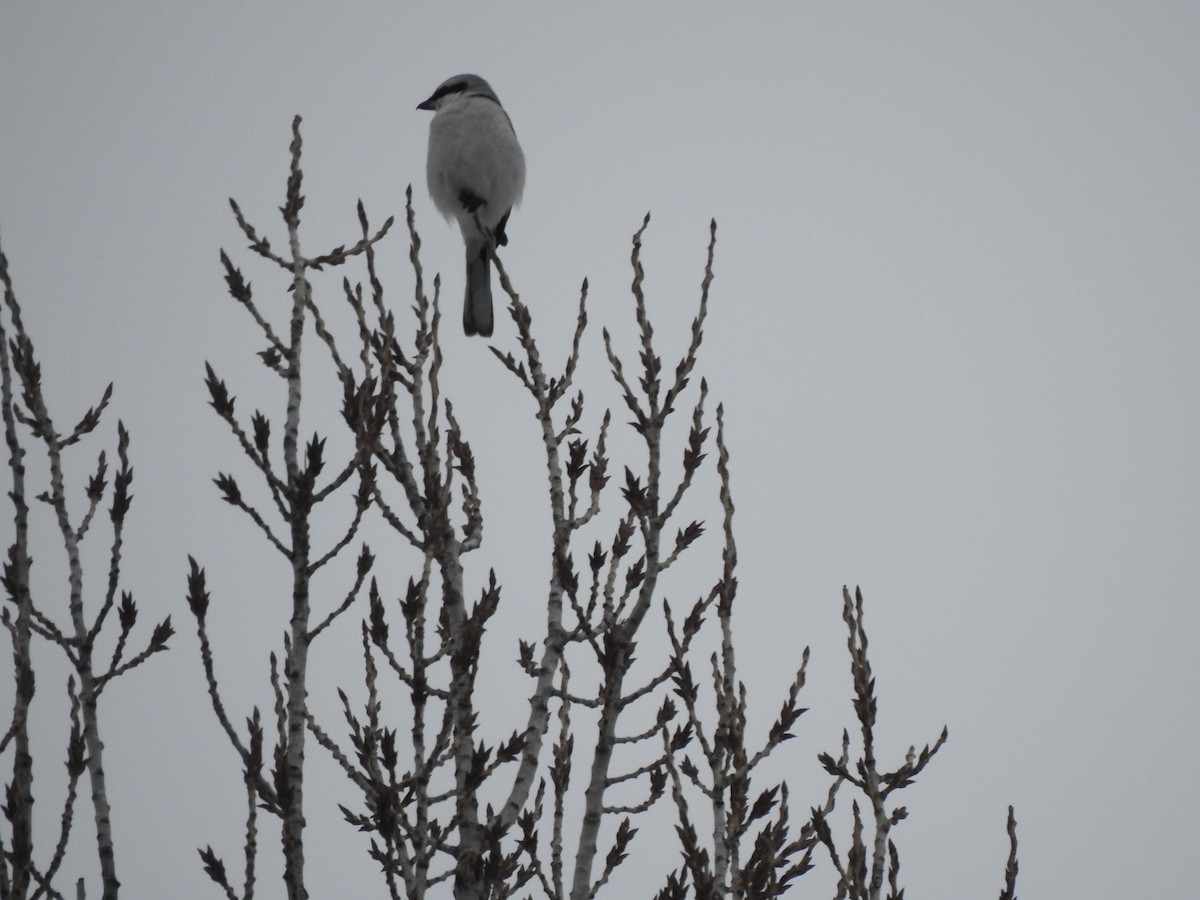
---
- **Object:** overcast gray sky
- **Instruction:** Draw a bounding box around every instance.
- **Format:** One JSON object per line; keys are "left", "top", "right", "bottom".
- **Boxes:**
{"left": 2, "top": 3, "right": 1198, "bottom": 898}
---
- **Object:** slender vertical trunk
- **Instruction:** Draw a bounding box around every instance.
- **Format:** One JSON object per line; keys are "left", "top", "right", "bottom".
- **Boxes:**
{"left": 281, "top": 201, "right": 310, "bottom": 900}
{"left": 442, "top": 541, "right": 483, "bottom": 900}
{"left": 282, "top": 530, "right": 310, "bottom": 900}
{"left": 78, "top": 660, "right": 119, "bottom": 900}
{"left": 1, "top": 285, "right": 34, "bottom": 899}
{"left": 569, "top": 651, "right": 627, "bottom": 900}
{"left": 7, "top": 579, "right": 34, "bottom": 900}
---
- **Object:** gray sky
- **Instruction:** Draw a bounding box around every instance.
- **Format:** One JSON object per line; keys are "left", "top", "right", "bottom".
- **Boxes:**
{"left": 2, "top": 3, "right": 1198, "bottom": 897}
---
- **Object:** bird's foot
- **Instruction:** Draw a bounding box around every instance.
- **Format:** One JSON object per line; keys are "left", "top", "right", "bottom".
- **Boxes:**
{"left": 459, "top": 189, "right": 487, "bottom": 214}
{"left": 494, "top": 209, "right": 511, "bottom": 247}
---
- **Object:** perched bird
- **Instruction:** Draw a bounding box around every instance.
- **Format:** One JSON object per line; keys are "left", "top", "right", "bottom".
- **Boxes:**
{"left": 418, "top": 74, "right": 526, "bottom": 338}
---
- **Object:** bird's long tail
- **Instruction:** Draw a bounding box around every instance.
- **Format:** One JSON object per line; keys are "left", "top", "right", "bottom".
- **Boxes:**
{"left": 463, "top": 238, "right": 493, "bottom": 337}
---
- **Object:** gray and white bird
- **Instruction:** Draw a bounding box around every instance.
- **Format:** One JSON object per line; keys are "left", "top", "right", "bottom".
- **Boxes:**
{"left": 418, "top": 74, "right": 526, "bottom": 338}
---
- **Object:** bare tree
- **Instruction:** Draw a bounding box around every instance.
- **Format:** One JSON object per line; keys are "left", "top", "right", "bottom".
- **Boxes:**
{"left": 185, "top": 119, "right": 1017, "bottom": 900}
{"left": 2, "top": 116, "right": 1018, "bottom": 900}
{"left": 0, "top": 241, "right": 172, "bottom": 900}
{"left": 186, "top": 118, "right": 387, "bottom": 900}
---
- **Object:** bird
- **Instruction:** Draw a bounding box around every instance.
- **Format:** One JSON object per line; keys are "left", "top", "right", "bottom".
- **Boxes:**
{"left": 418, "top": 74, "right": 526, "bottom": 338}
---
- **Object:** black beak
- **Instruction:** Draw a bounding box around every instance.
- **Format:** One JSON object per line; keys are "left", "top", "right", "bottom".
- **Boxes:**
{"left": 417, "top": 95, "right": 436, "bottom": 111}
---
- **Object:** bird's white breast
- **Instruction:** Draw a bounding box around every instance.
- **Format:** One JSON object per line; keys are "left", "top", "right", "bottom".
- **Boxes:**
{"left": 427, "top": 96, "right": 526, "bottom": 231}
